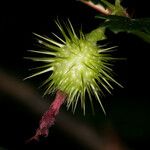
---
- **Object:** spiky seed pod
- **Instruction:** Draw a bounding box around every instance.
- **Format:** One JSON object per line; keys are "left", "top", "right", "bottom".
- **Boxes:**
{"left": 25, "top": 20, "right": 122, "bottom": 114}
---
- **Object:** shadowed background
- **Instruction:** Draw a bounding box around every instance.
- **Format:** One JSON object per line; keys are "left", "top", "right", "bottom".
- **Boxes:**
{"left": 0, "top": 0, "right": 150, "bottom": 150}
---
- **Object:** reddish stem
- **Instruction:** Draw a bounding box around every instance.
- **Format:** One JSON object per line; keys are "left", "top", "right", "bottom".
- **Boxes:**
{"left": 79, "top": 0, "right": 111, "bottom": 15}
{"left": 27, "top": 90, "right": 66, "bottom": 142}
{"left": 79, "top": 0, "right": 129, "bottom": 17}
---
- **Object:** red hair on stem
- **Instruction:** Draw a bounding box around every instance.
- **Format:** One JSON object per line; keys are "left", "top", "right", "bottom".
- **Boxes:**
{"left": 27, "top": 90, "right": 66, "bottom": 142}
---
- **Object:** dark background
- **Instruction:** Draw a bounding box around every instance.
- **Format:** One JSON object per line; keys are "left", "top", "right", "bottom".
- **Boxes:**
{"left": 0, "top": 0, "right": 150, "bottom": 150}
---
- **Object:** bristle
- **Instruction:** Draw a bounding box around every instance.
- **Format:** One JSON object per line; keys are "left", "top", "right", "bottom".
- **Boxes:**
{"left": 25, "top": 20, "right": 122, "bottom": 114}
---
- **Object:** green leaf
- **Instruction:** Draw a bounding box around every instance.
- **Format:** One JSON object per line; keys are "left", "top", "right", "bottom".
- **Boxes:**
{"left": 96, "top": 15, "right": 150, "bottom": 43}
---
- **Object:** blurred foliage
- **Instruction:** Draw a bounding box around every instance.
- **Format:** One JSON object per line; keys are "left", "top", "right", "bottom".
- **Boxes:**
{"left": 82, "top": 0, "right": 150, "bottom": 43}
{"left": 96, "top": 15, "right": 150, "bottom": 43}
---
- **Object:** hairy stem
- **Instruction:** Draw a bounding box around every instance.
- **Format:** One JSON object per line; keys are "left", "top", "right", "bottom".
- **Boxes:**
{"left": 27, "top": 90, "right": 67, "bottom": 142}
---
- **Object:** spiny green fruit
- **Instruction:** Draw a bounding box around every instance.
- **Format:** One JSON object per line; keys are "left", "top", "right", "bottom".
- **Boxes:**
{"left": 25, "top": 20, "right": 122, "bottom": 114}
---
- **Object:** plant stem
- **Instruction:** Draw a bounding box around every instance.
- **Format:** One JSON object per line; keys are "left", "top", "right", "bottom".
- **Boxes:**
{"left": 80, "top": 0, "right": 129, "bottom": 17}
{"left": 79, "top": 0, "right": 111, "bottom": 15}
{"left": 27, "top": 90, "right": 67, "bottom": 142}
